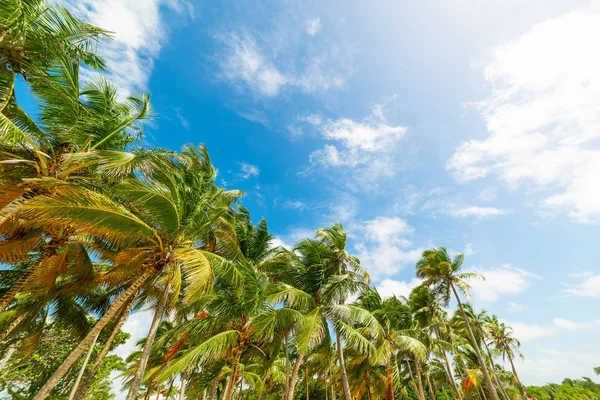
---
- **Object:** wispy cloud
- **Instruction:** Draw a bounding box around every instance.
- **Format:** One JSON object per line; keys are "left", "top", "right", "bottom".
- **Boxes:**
{"left": 449, "top": 206, "right": 511, "bottom": 219}
{"left": 239, "top": 162, "right": 260, "bottom": 179}
{"left": 305, "top": 18, "right": 321, "bottom": 36}
{"left": 448, "top": 5, "right": 600, "bottom": 224}
{"left": 216, "top": 31, "right": 350, "bottom": 97}
{"left": 304, "top": 103, "right": 408, "bottom": 189}
{"left": 564, "top": 272, "right": 600, "bottom": 298}
{"left": 350, "top": 216, "right": 423, "bottom": 280}
{"left": 468, "top": 264, "right": 541, "bottom": 302}
{"left": 174, "top": 107, "right": 190, "bottom": 130}
{"left": 65, "top": 0, "right": 193, "bottom": 95}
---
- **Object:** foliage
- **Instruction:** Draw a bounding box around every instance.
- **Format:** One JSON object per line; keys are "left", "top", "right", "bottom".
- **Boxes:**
{"left": 526, "top": 377, "right": 600, "bottom": 400}
{"left": 0, "top": 321, "right": 129, "bottom": 399}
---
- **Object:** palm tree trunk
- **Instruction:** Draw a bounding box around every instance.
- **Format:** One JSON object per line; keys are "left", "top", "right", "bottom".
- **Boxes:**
{"left": 178, "top": 371, "right": 188, "bottom": 400}
{"left": 285, "top": 353, "right": 305, "bottom": 400}
{"left": 506, "top": 351, "right": 526, "bottom": 398}
{"left": 482, "top": 341, "right": 509, "bottom": 400}
{"left": 209, "top": 373, "right": 220, "bottom": 400}
{"left": 0, "top": 345, "right": 16, "bottom": 370}
{"left": 0, "top": 311, "right": 28, "bottom": 342}
{"left": 306, "top": 364, "right": 309, "bottom": 400}
{"left": 425, "top": 370, "right": 436, "bottom": 400}
{"left": 335, "top": 329, "right": 352, "bottom": 400}
{"left": 406, "top": 360, "right": 421, "bottom": 400}
{"left": 126, "top": 285, "right": 170, "bottom": 400}
{"left": 33, "top": 269, "right": 152, "bottom": 400}
{"left": 386, "top": 359, "right": 395, "bottom": 400}
{"left": 284, "top": 336, "right": 290, "bottom": 400}
{"left": 442, "top": 352, "right": 462, "bottom": 400}
{"left": 257, "top": 372, "right": 268, "bottom": 400}
{"left": 414, "top": 358, "right": 426, "bottom": 400}
{"left": 450, "top": 283, "right": 499, "bottom": 400}
{"left": 68, "top": 333, "right": 99, "bottom": 400}
{"left": 166, "top": 376, "right": 175, "bottom": 399}
{"left": 75, "top": 296, "right": 136, "bottom": 400}
{"left": 223, "top": 349, "right": 242, "bottom": 400}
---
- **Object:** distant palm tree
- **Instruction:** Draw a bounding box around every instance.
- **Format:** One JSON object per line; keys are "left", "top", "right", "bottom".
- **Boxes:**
{"left": 488, "top": 315, "right": 526, "bottom": 398}
{"left": 416, "top": 247, "right": 499, "bottom": 400}
{"left": 356, "top": 288, "right": 427, "bottom": 400}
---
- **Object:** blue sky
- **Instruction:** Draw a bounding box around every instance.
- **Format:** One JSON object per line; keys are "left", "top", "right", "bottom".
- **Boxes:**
{"left": 62, "top": 0, "right": 600, "bottom": 388}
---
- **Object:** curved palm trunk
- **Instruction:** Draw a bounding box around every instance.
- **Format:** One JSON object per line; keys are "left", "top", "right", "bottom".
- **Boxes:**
{"left": 506, "top": 351, "right": 526, "bottom": 398}
{"left": 335, "top": 330, "right": 352, "bottom": 400}
{"left": 442, "top": 352, "right": 462, "bottom": 400}
{"left": 33, "top": 269, "right": 152, "bottom": 400}
{"left": 209, "top": 373, "right": 220, "bottom": 400}
{"left": 385, "top": 359, "right": 395, "bottom": 400}
{"left": 74, "top": 297, "right": 135, "bottom": 400}
{"left": 306, "top": 364, "right": 310, "bottom": 400}
{"left": 285, "top": 353, "right": 304, "bottom": 400}
{"left": 178, "top": 371, "right": 188, "bottom": 400}
{"left": 257, "top": 372, "right": 268, "bottom": 400}
{"left": 223, "top": 349, "right": 242, "bottom": 400}
{"left": 126, "top": 285, "right": 170, "bottom": 400}
{"left": 68, "top": 333, "right": 99, "bottom": 400}
{"left": 0, "top": 311, "right": 28, "bottom": 342}
{"left": 414, "top": 358, "right": 426, "bottom": 400}
{"left": 450, "top": 283, "right": 499, "bottom": 400}
{"left": 0, "top": 345, "right": 16, "bottom": 370}
{"left": 425, "top": 370, "right": 436, "bottom": 400}
{"left": 482, "top": 340, "right": 509, "bottom": 400}
{"left": 284, "top": 337, "right": 290, "bottom": 400}
{"left": 405, "top": 360, "right": 420, "bottom": 400}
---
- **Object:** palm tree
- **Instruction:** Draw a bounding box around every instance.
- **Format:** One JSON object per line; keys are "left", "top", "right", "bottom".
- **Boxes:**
{"left": 27, "top": 145, "right": 239, "bottom": 399}
{"left": 355, "top": 288, "right": 427, "bottom": 400}
{"left": 276, "top": 223, "right": 371, "bottom": 400}
{"left": 416, "top": 247, "right": 499, "bottom": 400}
{"left": 488, "top": 316, "right": 526, "bottom": 398}
{"left": 0, "top": 0, "right": 108, "bottom": 114}
{"left": 0, "top": 56, "right": 151, "bottom": 313}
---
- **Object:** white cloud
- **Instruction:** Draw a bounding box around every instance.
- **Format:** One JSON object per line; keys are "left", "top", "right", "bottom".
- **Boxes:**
{"left": 469, "top": 264, "right": 540, "bottom": 302}
{"left": 448, "top": 5, "right": 600, "bottom": 224}
{"left": 564, "top": 272, "right": 600, "bottom": 298}
{"left": 515, "top": 349, "right": 600, "bottom": 386}
{"left": 503, "top": 320, "right": 552, "bottom": 342}
{"left": 218, "top": 33, "right": 287, "bottom": 97}
{"left": 376, "top": 278, "right": 422, "bottom": 299}
{"left": 305, "top": 18, "right": 321, "bottom": 36}
{"left": 174, "top": 107, "right": 190, "bottom": 130}
{"left": 65, "top": 0, "right": 192, "bottom": 95}
{"left": 351, "top": 217, "right": 422, "bottom": 280}
{"left": 217, "top": 31, "right": 349, "bottom": 97}
{"left": 463, "top": 243, "right": 474, "bottom": 256}
{"left": 553, "top": 317, "right": 600, "bottom": 332}
{"left": 307, "top": 106, "right": 408, "bottom": 187}
{"left": 449, "top": 206, "right": 511, "bottom": 219}
{"left": 110, "top": 310, "right": 153, "bottom": 397}
{"left": 281, "top": 200, "right": 307, "bottom": 211}
{"left": 239, "top": 162, "right": 260, "bottom": 179}
{"left": 270, "top": 237, "right": 292, "bottom": 250}
{"left": 478, "top": 187, "right": 497, "bottom": 202}
{"left": 507, "top": 302, "right": 525, "bottom": 312}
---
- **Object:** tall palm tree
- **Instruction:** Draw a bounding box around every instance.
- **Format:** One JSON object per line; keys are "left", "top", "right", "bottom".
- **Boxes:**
{"left": 355, "top": 288, "right": 427, "bottom": 400}
{"left": 0, "top": 56, "right": 151, "bottom": 313}
{"left": 277, "top": 223, "right": 371, "bottom": 400}
{"left": 416, "top": 247, "right": 499, "bottom": 400}
{"left": 488, "top": 316, "right": 526, "bottom": 398}
{"left": 27, "top": 145, "right": 239, "bottom": 399}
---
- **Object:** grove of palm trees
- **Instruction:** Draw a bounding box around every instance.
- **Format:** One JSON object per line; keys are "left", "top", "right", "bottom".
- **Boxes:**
{"left": 0, "top": 1, "right": 597, "bottom": 400}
